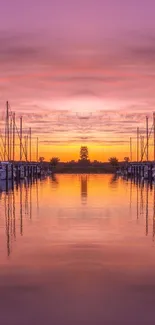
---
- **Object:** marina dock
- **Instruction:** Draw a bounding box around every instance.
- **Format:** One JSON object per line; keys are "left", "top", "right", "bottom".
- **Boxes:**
{"left": 118, "top": 111, "right": 155, "bottom": 181}
{"left": 120, "top": 162, "right": 155, "bottom": 180}
{"left": 0, "top": 101, "right": 42, "bottom": 182}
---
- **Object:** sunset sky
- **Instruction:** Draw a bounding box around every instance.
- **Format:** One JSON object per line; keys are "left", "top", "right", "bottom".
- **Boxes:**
{"left": 0, "top": 0, "right": 155, "bottom": 161}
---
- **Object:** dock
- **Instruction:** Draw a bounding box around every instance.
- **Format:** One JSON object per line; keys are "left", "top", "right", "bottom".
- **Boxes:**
{"left": 118, "top": 111, "right": 155, "bottom": 181}
{"left": 120, "top": 162, "right": 155, "bottom": 181}
{"left": 0, "top": 101, "right": 42, "bottom": 182}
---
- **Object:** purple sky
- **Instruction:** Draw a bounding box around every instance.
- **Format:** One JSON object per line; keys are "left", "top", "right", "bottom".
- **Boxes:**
{"left": 0, "top": 0, "right": 155, "bottom": 160}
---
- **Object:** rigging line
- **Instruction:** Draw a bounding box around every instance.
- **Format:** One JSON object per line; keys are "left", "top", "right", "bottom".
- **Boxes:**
{"left": 141, "top": 123, "right": 153, "bottom": 162}
{"left": 0, "top": 129, "right": 8, "bottom": 160}
{"left": 7, "top": 102, "right": 28, "bottom": 161}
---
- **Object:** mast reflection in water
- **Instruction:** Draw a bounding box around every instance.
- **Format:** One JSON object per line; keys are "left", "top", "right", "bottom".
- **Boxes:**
{"left": 1, "top": 175, "right": 155, "bottom": 324}
{"left": 1, "top": 175, "right": 155, "bottom": 257}
{"left": 1, "top": 178, "right": 38, "bottom": 256}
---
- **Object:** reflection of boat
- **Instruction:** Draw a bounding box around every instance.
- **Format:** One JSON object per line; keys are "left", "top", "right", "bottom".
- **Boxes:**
{"left": 116, "top": 170, "right": 123, "bottom": 176}
{"left": 0, "top": 180, "right": 13, "bottom": 192}
{"left": 0, "top": 162, "right": 12, "bottom": 180}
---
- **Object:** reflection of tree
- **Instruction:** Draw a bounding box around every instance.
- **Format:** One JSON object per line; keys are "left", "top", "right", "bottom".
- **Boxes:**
{"left": 109, "top": 174, "right": 118, "bottom": 186}
{"left": 81, "top": 175, "right": 88, "bottom": 204}
{"left": 51, "top": 174, "right": 59, "bottom": 187}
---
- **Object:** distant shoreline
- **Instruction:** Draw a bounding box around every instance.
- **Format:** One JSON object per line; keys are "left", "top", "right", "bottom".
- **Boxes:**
{"left": 51, "top": 166, "right": 117, "bottom": 174}
{"left": 41, "top": 161, "right": 120, "bottom": 174}
{"left": 54, "top": 171, "right": 115, "bottom": 174}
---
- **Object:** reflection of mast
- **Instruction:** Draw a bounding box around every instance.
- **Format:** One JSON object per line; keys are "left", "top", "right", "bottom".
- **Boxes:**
{"left": 81, "top": 175, "right": 88, "bottom": 204}
{"left": 140, "top": 181, "right": 144, "bottom": 216}
{"left": 2, "top": 177, "right": 39, "bottom": 256}
{"left": 20, "top": 183, "right": 23, "bottom": 235}
{"left": 9, "top": 193, "right": 13, "bottom": 239}
{"left": 1, "top": 176, "right": 42, "bottom": 256}
{"left": 36, "top": 179, "right": 39, "bottom": 213}
{"left": 5, "top": 194, "right": 11, "bottom": 256}
{"left": 129, "top": 179, "right": 133, "bottom": 213}
{"left": 24, "top": 180, "right": 29, "bottom": 215}
{"left": 146, "top": 182, "right": 149, "bottom": 236}
{"left": 13, "top": 191, "right": 16, "bottom": 239}
{"left": 136, "top": 180, "right": 139, "bottom": 219}
{"left": 30, "top": 180, "right": 32, "bottom": 219}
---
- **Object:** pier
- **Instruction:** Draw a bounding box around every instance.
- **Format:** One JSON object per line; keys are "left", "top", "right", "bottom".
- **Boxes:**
{"left": 118, "top": 111, "right": 155, "bottom": 180}
{"left": 121, "top": 162, "right": 155, "bottom": 181}
{"left": 0, "top": 101, "right": 42, "bottom": 182}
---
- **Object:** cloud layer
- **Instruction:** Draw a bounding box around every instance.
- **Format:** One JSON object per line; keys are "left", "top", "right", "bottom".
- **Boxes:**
{"left": 0, "top": 0, "right": 155, "bottom": 160}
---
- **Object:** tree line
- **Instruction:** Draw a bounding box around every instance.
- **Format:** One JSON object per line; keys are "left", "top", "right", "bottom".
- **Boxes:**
{"left": 38, "top": 146, "right": 130, "bottom": 169}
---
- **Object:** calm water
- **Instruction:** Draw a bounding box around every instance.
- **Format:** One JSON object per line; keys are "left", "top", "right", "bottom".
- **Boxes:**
{"left": 0, "top": 174, "right": 155, "bottom": 324}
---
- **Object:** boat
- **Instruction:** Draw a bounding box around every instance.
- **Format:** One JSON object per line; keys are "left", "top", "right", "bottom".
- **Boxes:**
{"left": 0, "top": 162, "right": 13, "bottom": 180}
{"left": 152, "top": 165, "right": 155, "bottom": 180}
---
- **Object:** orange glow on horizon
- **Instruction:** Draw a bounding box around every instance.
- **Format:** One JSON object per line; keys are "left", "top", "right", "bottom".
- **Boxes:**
{"left": 38, "top": 144, "right": 133, "bottom": 162}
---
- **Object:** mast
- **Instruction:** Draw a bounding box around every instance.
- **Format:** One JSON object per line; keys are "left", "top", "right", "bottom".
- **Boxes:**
{"left": 140, "top": 136, "right": 144, "bottom": 162}
{"left": 36, "top": 137, "right": 38, "bottom": 162}
{"left": 137, "top": 127, "right": 139, "bottom": 162}
{"left": 20, "top": 116, "right": 23, "bottom": 161}
{"left": 146, "top": 116, "right": 149, "bottom": 162}
{"left": 5, "top": 101, "right": 9, "bottom": 161}
{"left": 24, "top": 135, "right": 28, "bottom": 161}
{"left": 7, "top": 101, "right": 9, "bottom": 161}
{"left": 29, "top": 127, "right": 32, "bottom": 162}
{"left": 130, "top": 137, "right": 132, "bottom": 162}
{"left": 13, "top": 113, "right": 15, "bottom": 162}
{"left": 9, "top": 114, "right": 12, "bottom": 161}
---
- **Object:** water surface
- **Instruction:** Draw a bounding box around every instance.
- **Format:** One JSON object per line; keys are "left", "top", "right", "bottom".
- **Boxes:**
{"left": 0, "top": 174, "right": 155, "bottom": 325}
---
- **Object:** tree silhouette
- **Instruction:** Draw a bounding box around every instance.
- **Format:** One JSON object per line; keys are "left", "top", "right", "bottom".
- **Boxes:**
{"left": 50, "top": 157, "right": 60, "bottom": 169}
{"left": 39, "top": 157, "right": 45, "bottom": 163}
{"left": 108, "top": 157, "right": 119, "bottom": 167}
{"left": 124, "top": 157, "right": 130, "bottom": 163}
{"left": 80, "top": 146, "right": 89, "bottom": 161}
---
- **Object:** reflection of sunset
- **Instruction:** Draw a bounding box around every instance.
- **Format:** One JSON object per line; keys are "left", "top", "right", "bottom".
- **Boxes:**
{"left": 1, "top": 0, "right": 155, "bottom": 323}
{"left": 1, "top": 175, "right": 155, "bottom": 324}
{"left": 1, "top": 174, "right": 155, "bottom": 260}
